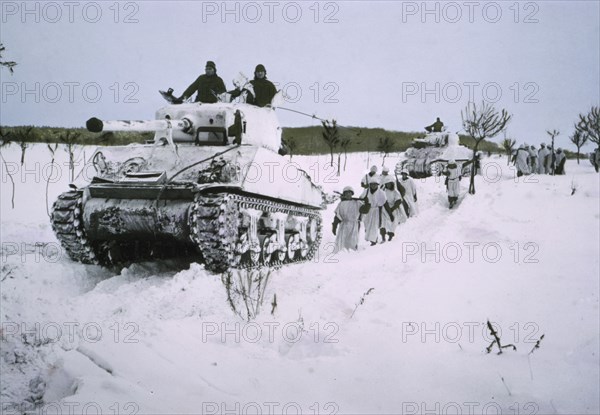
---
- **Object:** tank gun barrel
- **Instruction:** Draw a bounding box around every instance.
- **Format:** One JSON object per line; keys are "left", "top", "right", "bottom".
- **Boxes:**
{"left": 86, "top": 117, "right": 191, "bottom": 133}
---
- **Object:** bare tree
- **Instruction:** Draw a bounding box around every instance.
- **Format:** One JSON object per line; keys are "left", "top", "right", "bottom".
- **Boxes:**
{"left": 282, "top": 136, "right": 297, "bottom": 161}
{"left": 462, "top": 101, "right": 511, "bottom": 194}
{"left": 59, "top": 131, "right": 81, "bottom": 181}
{"left": 0, "top": 43, "right": 17, "bottom": 73}
{"left": 13, "top": 127, "right": 36, "bottom": 165}
{"left": 546, "top": 129, "right": 560, "bottom": 175}
{"left": 0, "top": 128, "right": 15, "bottom": 208}
{"left": 377, "top": 136, "right": 394, "bottom": 167}
{"left": 340, "top": 137, "right": 351, "bottom": 171}
{"left": 46, "top": 143, "right": 59, "bottom": 216}
{"left": 321, "top": 120, "right": 340, "bottom": 167}
{"left": 501, "top": 135, "right": 517, "bottom": 166}
{"left": 569, "top": 129, "right": 588, "bottom": 164}
{"left": 576, "top": 106, "right": 600, "bottom": 160}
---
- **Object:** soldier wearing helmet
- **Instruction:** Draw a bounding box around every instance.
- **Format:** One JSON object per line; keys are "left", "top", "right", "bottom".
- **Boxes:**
{"left": 332, "top": 186, "right": 364, "bottom": 252}
{"left": 360, "top": 177, "right": 389, "bottom": 246}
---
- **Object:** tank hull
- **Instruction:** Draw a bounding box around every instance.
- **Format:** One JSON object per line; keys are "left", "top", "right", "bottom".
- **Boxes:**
{"left": 79, "top": 144, "right": 323, "bottom": 208}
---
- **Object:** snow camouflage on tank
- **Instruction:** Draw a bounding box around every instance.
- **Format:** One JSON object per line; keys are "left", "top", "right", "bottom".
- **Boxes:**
{"left": 50, "top": 102, "right": 325, "bottom": 272}
{"left": 395, "top": 131, "right": 473, "bottom": 178}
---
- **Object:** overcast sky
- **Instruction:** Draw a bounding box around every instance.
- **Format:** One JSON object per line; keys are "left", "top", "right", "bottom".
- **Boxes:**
{"left": 1, "top": 1, "right": 599, "bottom": 146}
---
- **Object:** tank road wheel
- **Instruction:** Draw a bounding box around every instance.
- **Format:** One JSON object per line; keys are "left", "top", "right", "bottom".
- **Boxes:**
{"left": 273, "top": 242, "right": 287, "bottom": 264}
{"left": 260, "top": 232, "right": 286, "bottom": 266}
{"left": 286, "top": 233, "right": 308, "bottom": 261}
{"left": 261, "top": 234, "right": 274, "bottom": 265}
{"left": 246, "top": 243, "right": 261, "bottom": 267}
{"left": 286, "top": 234, "right": 301, "bottom": 261}
{"left": 50, "top": 191, "right": 108, "bottom": 265}
{"left": 298, "top": 240, "right": 309, "bottom": 259}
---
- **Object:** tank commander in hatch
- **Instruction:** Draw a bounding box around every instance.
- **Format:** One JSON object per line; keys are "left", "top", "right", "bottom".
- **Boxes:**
{"left": 179, "top": 60, "right": 227, "bottom": 104}
{"left": 425, "top": 117, "right": 444, "bottom": 133}
{"left": 231, "top": 64, "right": 277, "bottom": 107}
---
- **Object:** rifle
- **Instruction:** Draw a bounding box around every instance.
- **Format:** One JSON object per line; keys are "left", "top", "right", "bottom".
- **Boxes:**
{"left": 334, "top": 190, "right": 367, "bottom": 231}
{"left": 333, "top": 190, "right": 367, "bottom": 201}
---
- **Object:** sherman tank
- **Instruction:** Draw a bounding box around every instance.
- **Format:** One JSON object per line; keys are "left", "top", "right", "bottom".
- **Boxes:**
{"left": 395, "top": 130, "right": 474, "bottom": 178}
{"left": 50, "top": 101, "right": 324, "bottom": 272}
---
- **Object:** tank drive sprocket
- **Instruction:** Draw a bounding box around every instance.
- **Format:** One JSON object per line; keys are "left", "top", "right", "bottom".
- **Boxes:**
{"left": 51, "top": 191, "right": 107, "bottom": 265}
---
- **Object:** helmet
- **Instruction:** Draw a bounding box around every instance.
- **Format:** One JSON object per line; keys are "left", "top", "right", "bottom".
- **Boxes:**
{"left": 381, "top": 175, "right": 395, "bottom": 184}
{"left": 342, "top": 186, "right": 354, "bottom": 195}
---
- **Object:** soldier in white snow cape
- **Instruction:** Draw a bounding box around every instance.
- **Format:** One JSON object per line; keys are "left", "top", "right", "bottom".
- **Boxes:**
{"left": 361, "top": 165, "right": 380, "bottom": 188}
{"left": 379, "top": 166, "right": 393, "bottom": 188}
{"left": 554, "top": 148, "right": 566, "bottom": 174}
{"left": 398, "top": 170, "right": 418, "bottom": 217}
{"left": 443, "top": 160, "right": 461, "bottom": 209}
{"left": 538, "top": 143, "right": 550, "bottom": 174}
{"left": 513, "top": 145, "right": 530, "bottom": 177}
{"left": 360, "top": 178, "right": 389, "bottom": 245}
{"left": 382, "top": 180, "right": 405, "bottom": 241}
{"left": 528, "top": 145, "right": 538, "bottom": 173}
{"left": 332, "top": 186, "right": 364, "bottom": 252}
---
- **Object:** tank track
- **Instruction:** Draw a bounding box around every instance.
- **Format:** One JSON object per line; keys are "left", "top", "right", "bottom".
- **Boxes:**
{"left": 50, "top": 191, "right": 105, "bottom": 264}
{"left": 189, "top": 193, "right": 322, "bottom": 273}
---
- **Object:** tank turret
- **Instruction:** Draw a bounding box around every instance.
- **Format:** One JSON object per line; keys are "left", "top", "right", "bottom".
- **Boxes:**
{"left": 50, "top": 102, "right": 324, "bottom": 272}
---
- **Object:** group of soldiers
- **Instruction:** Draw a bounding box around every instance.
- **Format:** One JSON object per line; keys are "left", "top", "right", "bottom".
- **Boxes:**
{"left": 177, "top": 60, "right": 277, "bottom": 107}
{"left": 332, "top": 165, "right": 418, "bottom": 251}
{"left": 512, "top": 143, "right": 567, "bottom": 176}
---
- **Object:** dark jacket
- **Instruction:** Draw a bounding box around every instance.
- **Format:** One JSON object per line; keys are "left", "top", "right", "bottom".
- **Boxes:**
{"left": 249, "top": 77, "right": 277, "bottom": 107}
{"left": 425, "top": 120, "right": 444, "bottom": 132}
{"left": 182, "top": 74, "right": 226, "bottom": 103}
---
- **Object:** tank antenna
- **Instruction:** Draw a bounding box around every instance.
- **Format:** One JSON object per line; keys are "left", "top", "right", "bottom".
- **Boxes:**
{"left": 277, "top": 107, "right": 361, "bottom": 133}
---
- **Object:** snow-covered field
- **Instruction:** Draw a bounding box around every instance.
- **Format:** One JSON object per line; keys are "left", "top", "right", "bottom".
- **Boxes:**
{"left": 1, "top": 144, "right": 599, "bottom": 414}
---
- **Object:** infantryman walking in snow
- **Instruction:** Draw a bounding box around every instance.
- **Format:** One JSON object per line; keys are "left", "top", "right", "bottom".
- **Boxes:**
{"left": 179, "top": 60, "right": 227, "bottom": 104}
{"left": 379, "top": 166, "right": 394, "bottom": 188}
{"left": 538, "top": 143, "right": 550, "bottom": 174}
{"left": 546, "top": 146, "right": 555, "bottom": 174}
{"left": 332, "top": 186, "right": 364, "bottom": 252}
{"left": 398, "top": 170, "right": 418, "bottom": 217}
{"left": 528, "top": 145, "right": 538, "bottom": 173}
{"left": 443, "top": 160, "right": 461, "bottom": 209}
{"left": 513, "top": 144, "right": 530, "bottom": 177}
{"left": 382, "top": 180, "right": 405, "bottom": 241}
{"left": 360, "top": 178, "right": 388, "bottom": 245}
{"left": 425, "top": 117, "right": 444, "bottom": 133}
{"left": 554, "top": 148, "right": 566, "bottom": 175}
{"left": 361, "top": 165, "right": 380, "bottom": 188}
